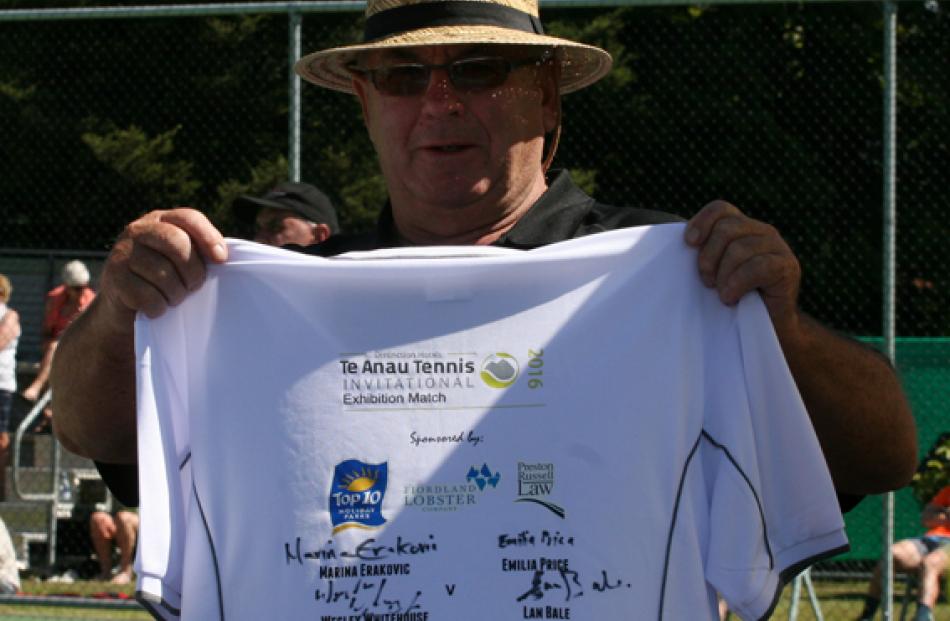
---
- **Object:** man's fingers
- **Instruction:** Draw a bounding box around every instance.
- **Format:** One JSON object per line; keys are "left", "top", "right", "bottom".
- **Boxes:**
{"left": 157, "top": 209, "right": 228, "bottom": 264}
{"left": 694, "top": 214, "right": 753, "bottom": 287}
{"left": 108, "top": 268, "right": 173, "bottom": 319}
{"left": 717, "top": 252, "right": 791, "bottom": 306}
{"left": 713, "top": 232, "right": 779, "bottom": 295}
{"left": 684, "top": 200, "right": 741, "bottom": 246}
{"left": 127, "top": 244, "right": 197, "bottom": 309}
{"left": 687, "top": 200, "right": 802, "bottom": 319}
{"left": 126, "top": 216, "right": 209, "bottom": 293}
{"left": 100, "top": 208, "right": 226, "bottom": 320}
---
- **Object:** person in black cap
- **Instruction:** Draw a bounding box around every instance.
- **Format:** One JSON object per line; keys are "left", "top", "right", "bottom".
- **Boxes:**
{"left": 233, "top": 182, "right": 340, "bottom": 247}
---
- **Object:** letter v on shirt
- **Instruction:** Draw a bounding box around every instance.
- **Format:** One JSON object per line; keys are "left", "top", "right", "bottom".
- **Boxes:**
{"left": 134, "top": 224, "right": 847, "bottom": 621}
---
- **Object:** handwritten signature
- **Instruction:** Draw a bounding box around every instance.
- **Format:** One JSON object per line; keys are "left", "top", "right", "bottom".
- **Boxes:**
{"left": 287, "top": 534, "right": 438, "bottom": 565}
{"left": 314, "top": 577, "right": 423, "bottom": 615}
{"left": 517, "top": 569, "right": 629, "bottom": 603}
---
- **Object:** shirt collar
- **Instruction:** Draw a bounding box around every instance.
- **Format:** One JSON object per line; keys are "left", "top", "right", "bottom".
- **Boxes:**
{"left": 495, "top": 169, "right": 594, "bottom": 249}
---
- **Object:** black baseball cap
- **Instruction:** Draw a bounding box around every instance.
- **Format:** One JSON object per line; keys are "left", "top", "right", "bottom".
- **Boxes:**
{"left": 233, "top": 182, "right": 340, "bottom": 234}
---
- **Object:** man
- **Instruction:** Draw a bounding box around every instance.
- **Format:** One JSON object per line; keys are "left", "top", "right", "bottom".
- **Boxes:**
{"left": 52, "top": 0, "right": 914, "bottom": 522}
{"left": 232, "top": 181, "right": 339, "bottom": 247}
{"left": 857, "top": 484, "right": 950, "bottom": 621}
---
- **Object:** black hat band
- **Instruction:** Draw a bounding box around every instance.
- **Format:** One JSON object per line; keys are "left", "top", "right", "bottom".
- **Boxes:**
{"left": 364, "top": 1, "right": 544, "bottom": 42}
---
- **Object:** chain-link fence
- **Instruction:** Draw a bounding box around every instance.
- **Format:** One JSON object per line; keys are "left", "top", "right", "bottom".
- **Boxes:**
{"left": 0, "top": 0, "right": 947, "bottom": 618}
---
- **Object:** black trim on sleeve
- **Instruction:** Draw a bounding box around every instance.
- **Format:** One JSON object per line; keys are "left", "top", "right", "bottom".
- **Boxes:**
{"left": 756, "top": 543, "right": 851, "bottom": 621}
{"left": 657, "top": 432, "right": 703, "bottom": 620}
{"left": 701, "top": 430, "right": 774, "bottom": 569}
{"left": 136, "top": 590, "right": 181, "bottom": 621}
{"left": 194, "top": 480, "right": 225, "bottom": 621}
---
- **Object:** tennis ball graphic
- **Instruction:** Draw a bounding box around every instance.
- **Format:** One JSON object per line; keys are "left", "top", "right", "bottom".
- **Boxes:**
{"left": 480, "top": 353, "right": 519, "bottom": 388}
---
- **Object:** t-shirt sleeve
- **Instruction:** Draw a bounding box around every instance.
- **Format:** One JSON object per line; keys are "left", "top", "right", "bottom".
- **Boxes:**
{"left": 134, "top": 314, "right": 189, "bottom": 620}
{"left": 702, "top": 293, "right": 849, "bottom": 620}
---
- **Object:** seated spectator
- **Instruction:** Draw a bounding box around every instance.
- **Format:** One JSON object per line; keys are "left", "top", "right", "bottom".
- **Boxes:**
{"left": 89, "top": 507, "right": 139, "bottom": 584}
{"left": 857, "top": 484, "right": 950, "bottom": 621}
{"left": 0, "top": 274, "right": 20, "bottom": 501}
{"left": 22, "top": 261, "right": 95, "bottom": 432}
{"left": 232, "top": 182, "right": 339, "bottom": 247}
{"left": 0, "top": 516, "right": 20, "bottom": 594}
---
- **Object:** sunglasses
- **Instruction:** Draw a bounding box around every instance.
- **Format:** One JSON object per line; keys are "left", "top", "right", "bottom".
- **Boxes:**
{"left": 354, "top": 55, "right": 549, "bottom": 97}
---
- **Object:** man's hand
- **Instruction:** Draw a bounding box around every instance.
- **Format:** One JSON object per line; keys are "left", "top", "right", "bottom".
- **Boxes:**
{"left": 51, "top": 208, "right": 226, "bottom": 464}
{"left": 100, "top": 208, "right": 228, "bottom": 326}
{"left": 685, "top": 199, "right": 802, "bottom": 335}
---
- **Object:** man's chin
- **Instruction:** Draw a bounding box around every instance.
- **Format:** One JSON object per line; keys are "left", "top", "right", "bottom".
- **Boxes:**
{"left": 417, "top": 180, "right": 492, "bottom": 210}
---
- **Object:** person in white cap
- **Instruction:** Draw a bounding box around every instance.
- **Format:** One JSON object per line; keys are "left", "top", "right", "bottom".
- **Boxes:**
{"left": 52, "top": 0, "right": 912, "bottom": 525}
{"left": 22, "top": 260, "right": 95, "bottom": 410}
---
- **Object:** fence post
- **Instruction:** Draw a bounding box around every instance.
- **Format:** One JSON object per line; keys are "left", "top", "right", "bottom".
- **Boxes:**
{"left": 288, "top": 9, "right": 302, "bottom": 182}
{"left": 881, "top": 1, "right": 898, "bottom": 619}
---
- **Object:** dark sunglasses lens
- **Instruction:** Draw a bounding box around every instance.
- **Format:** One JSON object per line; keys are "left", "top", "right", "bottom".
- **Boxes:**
{"left": 374, "top": 65, "right": 429, "bottom": 96}
{"left": 451, "top": 58, "right": 510, "bottom": 90}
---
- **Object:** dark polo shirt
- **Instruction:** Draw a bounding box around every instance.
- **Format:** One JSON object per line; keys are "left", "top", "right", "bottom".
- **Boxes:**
{"left": 97, "top": 170, "right": 860, "bottom": 512}
{"left": 305, "top": 169, "right": 681, "bottom": 257}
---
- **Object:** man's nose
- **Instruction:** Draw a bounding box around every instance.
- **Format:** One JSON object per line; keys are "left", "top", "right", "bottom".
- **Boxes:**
{"left": 420, "top": 67, "right": 464, "bottom": 115}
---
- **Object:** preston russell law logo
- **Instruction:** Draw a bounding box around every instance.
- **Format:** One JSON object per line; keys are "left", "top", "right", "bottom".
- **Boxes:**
{"left": 329, "top": 459, "right": 388, "bottom": 534}
{"left": 515, "top": 462, "right": 565, "bottom": 519}
{"left": 480, "top": 353, "right": 519, "bottom": 388}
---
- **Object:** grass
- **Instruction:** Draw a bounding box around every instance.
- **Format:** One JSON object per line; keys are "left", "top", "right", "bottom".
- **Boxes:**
{"left": 0, "top": 577, "right": 148, "bottom": 620}
{"left": 0, "top": 607, "right": 148, "bottom": 620}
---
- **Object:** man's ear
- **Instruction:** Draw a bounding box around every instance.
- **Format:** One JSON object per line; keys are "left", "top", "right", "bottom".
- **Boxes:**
{"left": 353, "top": 77, "right": 372, "bottom": 132}
{"left": 311, "top": 223, "right": 333, "bottom": 244}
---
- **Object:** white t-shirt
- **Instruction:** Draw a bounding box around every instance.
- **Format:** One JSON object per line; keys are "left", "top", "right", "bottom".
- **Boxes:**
{"left": 134, "top": 224, "right": 847, "bottom": 621}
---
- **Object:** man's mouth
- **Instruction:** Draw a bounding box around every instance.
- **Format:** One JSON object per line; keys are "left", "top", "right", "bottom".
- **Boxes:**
{"left": 422, "top": 143, "right": 472, "bottom": 153}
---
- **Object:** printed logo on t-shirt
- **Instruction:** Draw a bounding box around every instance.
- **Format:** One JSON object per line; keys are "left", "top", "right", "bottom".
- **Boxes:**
{"left": 403, "top": 463, "right": 503, "bottom": 512}
{"left": 330, "top": 459, "right": 388, "bottom": 534}
{"left": 336, "top": 348, "right": 544, "bottom": 412}
{"left": 515, "top": 462, "right": 565, "bottom": 519}
{"left": 480, "top": 353, "right": 520, "bottom": 388}
{"left": 466, "top": 463, "right": 501, "bottom": 490}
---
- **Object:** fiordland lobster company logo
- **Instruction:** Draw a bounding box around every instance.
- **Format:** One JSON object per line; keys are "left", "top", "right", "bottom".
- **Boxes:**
{"left": 480, "top": 353, "right": 519, "bottom": 388}
{"left": 467, "top": 463, "right": 501, "bottom": 491}
{"left": 329, "top": 459, "right": 388, "bottom": 534}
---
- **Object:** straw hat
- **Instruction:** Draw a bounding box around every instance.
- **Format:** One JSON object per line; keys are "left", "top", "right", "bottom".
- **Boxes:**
{"left": 295, "top": 0, "right": 613, "bottom": 95}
